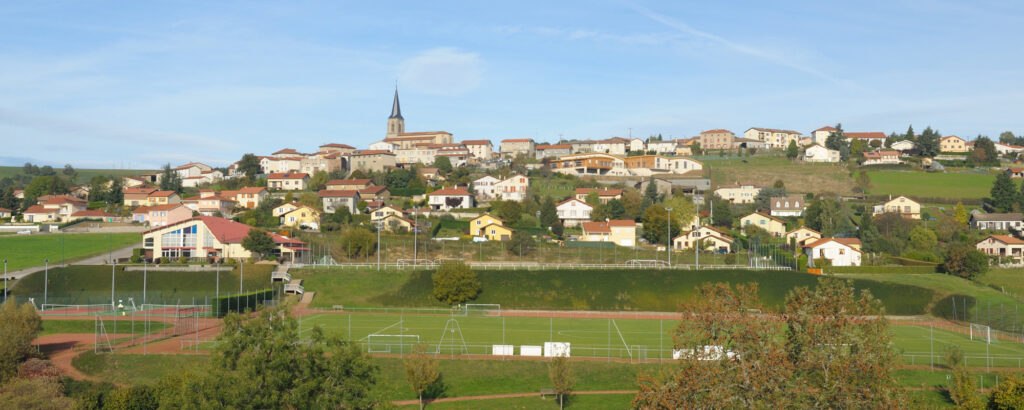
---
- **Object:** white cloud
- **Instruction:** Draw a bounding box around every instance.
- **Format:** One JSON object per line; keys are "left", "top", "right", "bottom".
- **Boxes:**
{"left": 398, "top": 47, "right": 483, "bottom": 96}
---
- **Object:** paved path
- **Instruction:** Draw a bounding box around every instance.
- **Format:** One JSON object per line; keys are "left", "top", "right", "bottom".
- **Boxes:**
{"left": 5, "top": 244, "right": 135, "bottom": 281}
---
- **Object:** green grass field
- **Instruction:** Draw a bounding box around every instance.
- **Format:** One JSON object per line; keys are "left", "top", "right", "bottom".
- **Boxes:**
{"left": 704, "top": 155, "right": 855, "bottom": 194}
{"left": 10, "top": 264, "right": 275, "bottom": 306}
{"left": 865, "top": 170, "right": 1015, "bottom": 199}
{"left": 977, "top": 268, "right": 1024, "bottom": 299}
{"left": 0, "top": 233, "right": 141, "bottom": 271}
{"left": 294, "top": 268, "right": 935, "bottom": 315}
{"left": 39, "top": 319, "right": 169, "bottom": 336}
{"left": 0, "top": 166, "right": 151, "bottom": 185}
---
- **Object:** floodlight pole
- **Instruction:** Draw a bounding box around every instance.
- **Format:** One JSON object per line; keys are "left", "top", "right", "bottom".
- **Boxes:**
{"left": 143, "top": 260, "right": 147, "bottom": 306}
{"left": 665, "top": 207, "right": 672, "bottom": 266}
{"left": 414, "top": 213, "right": 418, "bottom": 266}
{"left": 111, "top": 262, "right": 116, "bottom": 308}
{"left": 44, "top": 259, "right": 48, "bottom": 306}
{"left": 2, "top": 259, "right": 7, "bottom": 303}
{"left": 240, "top": 260, "right": 244, "bottom": 294}
{"left": 376, "top": 220, "right": 382, "bottom": 271}
{"left": 216, "top": 260, "right": 220, "bottom": 300}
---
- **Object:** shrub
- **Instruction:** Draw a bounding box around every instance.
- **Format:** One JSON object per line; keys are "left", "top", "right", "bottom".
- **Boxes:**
{"left": 431, "top": 261, "right": 481, "bottom": 305}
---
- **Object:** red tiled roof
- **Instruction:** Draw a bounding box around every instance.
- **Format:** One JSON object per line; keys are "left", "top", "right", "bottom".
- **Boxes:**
{"left": 803, "top": 237, "right": 862, "bottom": 250}
{"left": 941, "top": 135, "right": 964, "bottom": 141}
{"left": 845, "top": 132, "right": 886, "bottom": 139}
{"left": 71, "top": 210, "right": 115, "bottom": 217}
{"left": 44, "top": 196, "right": 86, "bottom": 205}
{"left": 132, "top": 204, "right": 184, "bottom": 214}
{"left": 359, "top": 186, "right": 388, "bottom": 194}
{"left": 317, "top": 190, "right": 359, "bottom": 198}
{"left": 237, "top": 187, "right": 267, "bottom": 194}
{"left": 814, "top": 126, "right": 837, "bottom": 132}
{"left": 319, "top": 143, "right": 355, "bottom": 149}
{"left": 581, "top": 221, "right": 611, "bottom": 233}
{"left": 700, "top": 129, "right": 733, "bottom": 134}
{"left": 267, "top": 172, "right": 309, "bottom": 179}
{"left": 273, "top": 148, "right": 301, "bottom": 155}
{"left": 143, "top": 216, "right": 304, "bottom": 245}
{"left": 148, "top": 190, "right": 177, "bottom": 197}
{"left": 461, "top": 139, "right": 491, "bottom": 145}
{"left": 429, "top": 187, "right": 471, "bottom": 196}
{"left": 980, "top": 235, "right": 1024, "bottom": 245}
{"left": 608, "top": 220, "right": 636, "bottom": 227}
{"left": 0, "top": 207, "right": 10, "bottom": 212}
{"left": 501, "top": 138, "right": 534, "bottom": 143}
{"left": 351, "top": 150, "right": 395, "bottom": 156}
{"left": 556, "top": 198, "right": 592, "bottom": 207}
{"left": 23, "top": 205, "right": 57, "bottom": 214}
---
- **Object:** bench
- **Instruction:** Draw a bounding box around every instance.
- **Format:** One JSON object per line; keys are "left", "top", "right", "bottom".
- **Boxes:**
{"left": 540, "top": 389, "right": 555, "bottom": 398}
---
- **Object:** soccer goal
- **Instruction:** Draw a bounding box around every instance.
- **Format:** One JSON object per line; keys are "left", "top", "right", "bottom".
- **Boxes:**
{"left": 970, "top": 323, "right": 996, "bottom": 343}
{"left": 461, "top": 304, "right": 501, "bottom": 317}
{"left": 366, "top": 334, "right": 421, "bottom": 354}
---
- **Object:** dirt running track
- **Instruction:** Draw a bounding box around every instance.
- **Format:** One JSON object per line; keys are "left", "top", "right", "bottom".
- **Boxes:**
{"left": 36, "top": 333, "right": 131, "bottom": 383}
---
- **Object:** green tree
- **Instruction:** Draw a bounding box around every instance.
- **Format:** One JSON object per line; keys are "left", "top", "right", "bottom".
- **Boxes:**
{"left": 105, "top": 177, "right": 124, "bottom": 205}
{"left": 944, "top": 244, "right": 989, "bottom": 279}
{"left": 405, "top": 343, "right": 440, "bottom": 410}
{"left": 158, "top": 163, "right": 182, "bottom": 193}
{"left": 307, "top": 171, "right": 330, "bottom": 191}
{"left": 904, "top": 124, "right": 915, "bottom": 140}
{"left": 954, "top": 202, "right": 969, "bottom": 225}
{"left": 433, "top": 156, "right": 452, "bottom": 174}
{"left": 539, "top": 196, "right": 558, "bottom": 227}
{"left": 431, "top": 261, "right": 481, "bottom": 305}
{"left": 385, "top": 168, "right": 413, "bottom": 188}
{"left": 605, "top": 198, "right": 626, "bottom": 219}
{"left": 237, "top": 153, "right": 262, "bottom": 179}
{"left": 550, "top": 219, "right": 564, "bottom": 238}
{"left": 908, "top": 226, "right": 937, "bottom": 251}
{"left": 507, "top": 230, "right": 535, "bottom": 256}
{"left": 620, "top": 188, "right": 643, "bottom": 220}
{"left": 785, "top": 140, "right": 799, "bottom": 159}
{"left": 493, "top": 200, "right": 522, "bottom": 225}
{"left": 1000, "top": 131, "right": 1018, "bottom": 144}
{"left": 805, "top": 197, "right": 842, "bottom": 236}
{"left": 972, "top": 136, "right": 999, "bottom": 166}
{"left": 87, "top": 175, "right": 109, "bottom": 202}
{"left": 641, "top": 205, "right": 680, "bottom": 245}
{"left": 856, "top": 171, "right": 871, "bottom": 193}
{"left": 643, "top": 178, "right": 660, "bottom": 205}
{"left": 704, "top": 194, "right": 732, "bottom": 228}
{"left": 825, "top": 123, "right": 851, "bottom": 161}
{"left": 157, "top": 308, "right": 380, "bottom": 408}
{"left": 591, "top": 203, "right": 610, "bottom": 222}
{"left": 990, "top": 172, "right": 1019, "bottom": 212}
{"left": 946, "top": 346, "right": 983, "bottom": 409}
{"left": 0, "top": 300, "right": 43, "bottom": 384}
{"left": 241, "top": 228, "right": 276, "bottom": 259}
{"left": 917, "top": 126, "right": 941, "bottom": 157}
{"left": 584, "top": 190, "right": 600, "bottom": 207}
{"left": 858, "top": 211, "right": 880, "bottom": 252}
{"left": 336, "top": 226, "right": 376, "bottom": 258}
{"left": 548, "top": 355, "right": 576, "bottom": 410}
{"left": 298, "top": 191, "right": 321, "bottom": 210}
{"left": 988, "top": 373, "right": 1024, "bottom": 409}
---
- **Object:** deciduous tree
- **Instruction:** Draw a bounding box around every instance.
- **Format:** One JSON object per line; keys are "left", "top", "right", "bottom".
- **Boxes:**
{"left": 431, "top": 261, "right": 481, "bottom": 305}
{"left": 548, "top": 355, "right": 575, "bottom": 410}
{"left": 241, "top": 229, "right": 275, "bottom": 259}
{"left": 0, "top": 301, "right": 43, "bottom": 384}
{"left": 237, "top": 153, "right": 262, "bottom": 180}
{"left": 954, "top": 202, "right": 969, "bottom": 225}
{"left": 405, "top": 343, "right": 440, "bottom": 410}
{"left": 944, "top": 244, "right": 989, "bottom": 279}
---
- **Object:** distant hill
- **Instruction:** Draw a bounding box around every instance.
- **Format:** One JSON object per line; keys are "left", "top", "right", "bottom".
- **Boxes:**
{"left": 0, "top": 166, "right": 154, "bottom": 184}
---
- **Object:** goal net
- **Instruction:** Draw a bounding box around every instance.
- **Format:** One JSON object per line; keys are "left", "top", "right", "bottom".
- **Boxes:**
{"left": 461, "top": 304, "right": 501, "bottom": 317}
{"left": 970, "top": 323, "right": 996, "bottom": 343}
{"left": 366, "top": 335, "right": 421, "bottom": 354}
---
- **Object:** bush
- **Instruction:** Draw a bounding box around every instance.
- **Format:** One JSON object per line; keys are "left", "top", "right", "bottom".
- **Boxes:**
{"left": 431, "top": 261, "right": 481, "bottom": 305}
{"left": 943, "top": 244, "right": 989, "bottom": 279}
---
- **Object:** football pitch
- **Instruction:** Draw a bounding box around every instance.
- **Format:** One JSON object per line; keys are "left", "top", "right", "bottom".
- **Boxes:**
{"left": 297, "top": 312, "right": 1024, "bottom": 367}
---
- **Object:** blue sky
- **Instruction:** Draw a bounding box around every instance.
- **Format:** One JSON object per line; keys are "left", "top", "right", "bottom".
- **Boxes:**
{"left": 1, "top": 1, "right": 1022, "bottom": 168}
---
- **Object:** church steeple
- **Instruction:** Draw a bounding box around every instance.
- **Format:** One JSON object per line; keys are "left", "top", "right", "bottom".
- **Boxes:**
{"left": 386, "top": 86, "right": 405, "bottom": 138}
{"left": 389, "top": 87, "right": 403, "bottom": 120}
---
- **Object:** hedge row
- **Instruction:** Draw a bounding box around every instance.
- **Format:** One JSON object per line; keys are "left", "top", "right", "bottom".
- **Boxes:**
{"left": 826, "top": 266, "right": 939, "bottom": 274}
{"left": 210, "top": 289, "right": 275, "bottom": 318}
{"left": 390, "top": 187, "right": 426, "bottom": 197}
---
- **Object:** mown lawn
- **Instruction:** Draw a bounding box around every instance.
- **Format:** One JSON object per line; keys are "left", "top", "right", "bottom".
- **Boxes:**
{"left": 72, "top": 352, "right": 205, "bottom": 385}
{"left": 294, "top": 268, "right": 934, "bottom": 315}
{"left": 39, "top": 319, "right": 169, "bottom": 336}
{"left": 865, "top": 170, "right": 1015, "bottom": 199}
{"left": 0, "top": 233, "right": 141, "bottom": 271}
{"left": 10, "top": 264, "right": 274, "bottom": 305}
{"left": 977, "top": 268, "right": 1024, "bottom": 300}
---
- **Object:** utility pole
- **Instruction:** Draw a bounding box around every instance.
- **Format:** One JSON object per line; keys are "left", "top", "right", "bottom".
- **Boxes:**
{"left": 665, "top": 207, "right": 672, "bottom": 266}
{"left": 376, "top": 221, "right": 382, "bottom": 271}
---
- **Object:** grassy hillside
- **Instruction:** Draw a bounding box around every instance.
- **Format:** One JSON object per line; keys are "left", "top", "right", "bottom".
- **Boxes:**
{"left": 0, "top": 233, "right": 141, "bottom": 271}
{"left": 294, "top": 268, "right": 934, "bottom": 315}
{"left": 11, "top": 264, "right": 274, "bottom": 305}
{"left": 865, "top": 170, "right": 1013, "bottom": 199}
{"left": 0, "top": 166, "right": 151, "bottom": 184}
{"left": 705, "top": 155, "right": 854, "bottom": 194}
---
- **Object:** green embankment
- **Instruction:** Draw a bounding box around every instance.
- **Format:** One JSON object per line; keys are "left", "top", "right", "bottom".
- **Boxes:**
{"left": 294, "top": 268, "right": 934, "bottom": 315}
{"left": 10, "top": 264, "right": 274, "bottom": 305}
{"left": 0, "top": 233, "right": 141, "bottom": 271}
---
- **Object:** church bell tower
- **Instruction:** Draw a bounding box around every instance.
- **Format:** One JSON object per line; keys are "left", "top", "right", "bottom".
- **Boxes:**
{"left": 387, "top": 87, "right": 404, "bottom": 138}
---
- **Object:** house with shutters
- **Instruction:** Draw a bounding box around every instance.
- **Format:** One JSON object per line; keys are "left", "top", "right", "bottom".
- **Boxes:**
{"left": 804, "top": 238, "right": 862, "bottom": 267}
{"left": 976, "top": 235, "right": 1024, "bottom": 263}
{"left": 427, "top": 187, "right": 474, "bottom": 211}
{"left": 970, "top": 212, "right": 1023, "bottom": 233}
{"left": 872, "top": 195, "right": 921, "bottom": 219}
{"left": 379, "top": 214, "right": 418, "bottom": 233}
{"left": 740, "top": 212, "right": 787, "bottom": 237}
{"left": 802, "top": 144, "right": 840, "bottom": 163}
{"left": 469, "top": 214, "right": 504, "bottom": 237}
{"left": 132, "top": 203, "right": 192, "bottom": 227}
{"left": 279, "top": 205, "right": 321, "bottom": 229}
{"left": 268, "top": 173, "right": 310, "bottom": 191}
{"left": 499, "top": 138, "right": 536, "bottom": 157}
{"left": 673, "top": 225, "right": 734, "bottom": 253}
{"left": 233, "top": 187, "right": 269, "bottom": 209}
{"left": 370, "top": 205, "right": 405, "bottom": 221}
{"left": 318, "top": 190, "right": 360, "bottom": 214}
{"left": 862, "top": 150, "right": 903, "bottom": 165}
{"left": 770, "top": 196, "right": 805, "bottom": 217}
{"left": 714, "top": 184, "right": 761, "bottom": 204}
{"left": 785, "top": 226, "right": 822, "bottom": 247}
{"left": 941, "top": 135, "right": 969, "bottom": 153}
{"left": 580, "top": 220, "right": 637, "bottom": 247}
{"left": 461, "top": 139, "right": 493, "bottom": 160}
{"left": 556, "top": 198, "right": 593, "bottom": 227}
{"left": 535, "top": 144, "right": 573, "bottom": 159}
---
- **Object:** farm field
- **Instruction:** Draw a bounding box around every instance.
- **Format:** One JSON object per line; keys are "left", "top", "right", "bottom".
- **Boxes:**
{"left": 10, "top": 264, "right": 275, "bottom": 306}
{"left": 0, "top": 166, "right": 151, "bottom": 184}
{"left": 0, "top": 233, "right": 141, "bottom": 271}
{"left": 294, "top": 268, "right": 935, "bottom": 315}
{"left": 865, "top": 170, "right": 1013, "bottom": 199}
